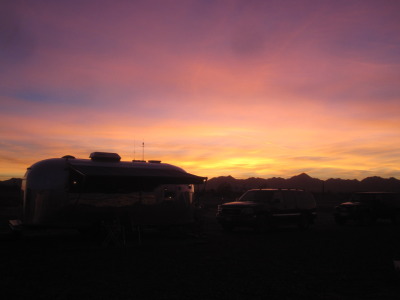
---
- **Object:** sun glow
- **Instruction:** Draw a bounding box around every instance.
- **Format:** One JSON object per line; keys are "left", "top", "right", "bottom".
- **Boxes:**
{"left": 1, "top": 1, "right": 400, "bottom": 181}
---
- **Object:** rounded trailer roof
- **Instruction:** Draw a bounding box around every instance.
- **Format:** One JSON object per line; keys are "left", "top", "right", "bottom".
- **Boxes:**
{"left": 26, "top": 154, "right": 207, "bottom": 192}
{"left": 68, "top": 158, "right": 206, "bottom": 183}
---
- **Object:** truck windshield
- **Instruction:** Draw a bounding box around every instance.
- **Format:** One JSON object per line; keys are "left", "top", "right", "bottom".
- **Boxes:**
{"left": 239, "top": 190, "right": 274, "bottom": 202}
{"left": 352, "top": 193, "right": 396, "bottom": 204}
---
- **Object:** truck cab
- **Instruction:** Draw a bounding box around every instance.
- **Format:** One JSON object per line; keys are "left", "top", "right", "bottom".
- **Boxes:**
{"left": 216, "top": 189, "right": 316, "bottom": 232}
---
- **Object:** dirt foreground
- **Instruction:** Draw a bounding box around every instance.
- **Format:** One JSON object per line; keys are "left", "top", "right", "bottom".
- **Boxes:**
{"left": 1, "top": 205, "right": 400, "bottom": 300}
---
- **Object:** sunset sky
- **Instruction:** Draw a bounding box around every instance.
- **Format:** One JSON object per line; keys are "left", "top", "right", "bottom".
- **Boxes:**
{"left": 1, "top": 0, "right": 400, "bottom": 181}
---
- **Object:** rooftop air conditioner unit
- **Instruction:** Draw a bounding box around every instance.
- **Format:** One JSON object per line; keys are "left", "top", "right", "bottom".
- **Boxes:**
{"left": 89, "top": 152, "right": 121, "bottom": 162}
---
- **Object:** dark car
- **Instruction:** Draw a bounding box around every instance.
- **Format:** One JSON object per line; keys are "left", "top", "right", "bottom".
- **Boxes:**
{"left": 216, "top": 189, "right": 317, "bottom": 232}
{"left": 334, "top": 192, "right": 400, "bottom": 225}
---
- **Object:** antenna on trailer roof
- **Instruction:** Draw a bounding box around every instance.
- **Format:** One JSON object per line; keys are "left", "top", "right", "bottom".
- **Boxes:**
{"left": 142, "top": 140, "right": 145, "bottom": 161}
{"left": 133, "top": 138, "right": 136, "bottom": 161}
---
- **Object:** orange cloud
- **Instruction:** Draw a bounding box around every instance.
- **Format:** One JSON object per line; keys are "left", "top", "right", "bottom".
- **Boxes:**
{"left": 1, "top": 0, "right": 400, "bottom": 181}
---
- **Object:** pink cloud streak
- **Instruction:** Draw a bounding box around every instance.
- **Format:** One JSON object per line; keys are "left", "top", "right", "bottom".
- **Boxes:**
{"left": 1, "top": 0, "right": 400, "bottom": 180}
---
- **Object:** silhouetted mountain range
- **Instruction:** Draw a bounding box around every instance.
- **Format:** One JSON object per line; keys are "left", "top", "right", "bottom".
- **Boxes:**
{"left": 1, "top": 174, "right": 400, "bottom": 194}
{"left": 205, "top": 173, "right": 400, "bottom": 193}
{"left": 0, "top": 178, "right": 22, "bottom": 186}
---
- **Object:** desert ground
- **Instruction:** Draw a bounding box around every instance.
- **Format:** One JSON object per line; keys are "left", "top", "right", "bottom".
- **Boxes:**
{"left": 1, "top": 198, "right": 400, "bottom": 300}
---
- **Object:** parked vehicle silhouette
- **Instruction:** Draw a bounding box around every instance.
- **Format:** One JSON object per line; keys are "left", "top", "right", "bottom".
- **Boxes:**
{"left": 334, "top": 192, "right": 400, "bottom": 225}
{"left": 216, "top": 188, "right": 316, "bottom": 232}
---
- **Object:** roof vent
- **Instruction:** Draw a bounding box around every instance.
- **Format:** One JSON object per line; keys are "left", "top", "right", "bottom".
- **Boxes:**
{"left": 62, "top": 155, "right": 75, "bottom": 159}
{"left": 90, "top": 152, "right": 121, "bottom": 162}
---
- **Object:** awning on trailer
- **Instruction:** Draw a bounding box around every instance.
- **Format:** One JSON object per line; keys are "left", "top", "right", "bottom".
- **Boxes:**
{"left": 67, "top": 163, "right": 207, "bottom": 193}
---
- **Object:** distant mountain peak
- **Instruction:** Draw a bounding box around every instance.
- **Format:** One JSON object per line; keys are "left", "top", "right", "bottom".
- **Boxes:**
{"left": 291, "top": 173, "right": 312, "bottom": 179}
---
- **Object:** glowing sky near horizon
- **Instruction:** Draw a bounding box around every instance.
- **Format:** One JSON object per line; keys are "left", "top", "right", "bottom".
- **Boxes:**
{"left": 1, "top": 0, "right": 400, "bottom": 181}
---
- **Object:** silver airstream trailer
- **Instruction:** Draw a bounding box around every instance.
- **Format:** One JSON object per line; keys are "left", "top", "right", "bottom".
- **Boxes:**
{"left": 18, "top": 152, "right": 207, "bottom": 232}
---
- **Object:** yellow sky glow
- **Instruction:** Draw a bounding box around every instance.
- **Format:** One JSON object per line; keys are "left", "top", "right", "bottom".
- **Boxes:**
{"left": 1, "top": 1, "right": 400, "bottom": 181}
